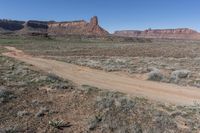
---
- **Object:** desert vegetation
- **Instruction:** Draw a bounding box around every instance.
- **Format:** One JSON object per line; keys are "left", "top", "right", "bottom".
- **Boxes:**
{"left": 1, "top": 36, "right": 200, "bottom": 87}
{"left": 1, "top": 38, "right": 200, "bottom": 132}
{"left": 1, "top": 0, "right": 200, "bottom": 132}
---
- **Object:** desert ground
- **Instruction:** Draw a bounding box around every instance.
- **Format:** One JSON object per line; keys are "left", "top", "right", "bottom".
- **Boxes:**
{"left": 1, "top": 35, "right": 200, "bottom": 132}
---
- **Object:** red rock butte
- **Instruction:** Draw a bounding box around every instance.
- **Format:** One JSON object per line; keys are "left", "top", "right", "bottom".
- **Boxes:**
{"left": 48, "top": 16, "right": 109, "bottom": 36}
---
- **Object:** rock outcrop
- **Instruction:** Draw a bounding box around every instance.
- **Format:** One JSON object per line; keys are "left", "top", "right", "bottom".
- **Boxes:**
{"left": 114, "top": 28, "right": 200, "bottom": 40}
{"left": 0, "top": 16, "right": 109, "bottom": 36}
{"left": 48, "top": 16, "right": 108, "bottom": 36}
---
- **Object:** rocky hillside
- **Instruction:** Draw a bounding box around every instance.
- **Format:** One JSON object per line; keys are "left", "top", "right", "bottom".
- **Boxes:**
{"left": 0, "top": 16, "right": 109, "bottom": 36}
{"left": 114, "top": 28, "right": 200, "bottom": 40}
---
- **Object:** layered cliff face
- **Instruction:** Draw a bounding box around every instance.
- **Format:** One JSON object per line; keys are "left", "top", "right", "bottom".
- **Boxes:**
{"left": 114, "top": 28, "right": 200, "bottom": 40}
{"left": 0, "top": 16, "right": 109, "bottom": 36}
{"left": 48, "top": 16, "right": 109, "bottom": 36}
{"left": 27, "top": 20, "right": 48, "bottom": 29}
{"left": 0, "top": 20, "right": 25, "bottom": 31}
{"left": 18, "top": 20, "right": 49, "bottom": 36}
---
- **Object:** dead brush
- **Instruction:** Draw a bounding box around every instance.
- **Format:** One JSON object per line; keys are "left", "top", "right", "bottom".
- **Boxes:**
{"left": 49, "top": 119, "right": 71, "bottom": 130}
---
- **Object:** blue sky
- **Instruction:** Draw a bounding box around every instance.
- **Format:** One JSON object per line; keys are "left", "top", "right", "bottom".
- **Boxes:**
{"left": 0, "top": 0, "right": 200, "bottom": 33}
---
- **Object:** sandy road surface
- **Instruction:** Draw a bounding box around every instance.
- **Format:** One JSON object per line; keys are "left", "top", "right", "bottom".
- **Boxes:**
{"left": 3, "top": 46, "right": 200, "bottom": 105}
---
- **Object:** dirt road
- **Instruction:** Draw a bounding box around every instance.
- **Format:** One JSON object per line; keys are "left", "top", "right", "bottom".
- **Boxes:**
{"left": 3, "top": 46, "right": 200, "bottom": 105}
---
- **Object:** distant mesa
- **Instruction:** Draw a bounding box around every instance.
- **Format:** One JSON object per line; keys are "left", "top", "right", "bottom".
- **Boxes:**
{"left": 0, "top": 19, "right": 25, "bottom": 31}
{"left": 114, "top": 28, "right": 200, "bottom": 40}
{"left": 0, "top": 16, "right": 109, "bottom": 36}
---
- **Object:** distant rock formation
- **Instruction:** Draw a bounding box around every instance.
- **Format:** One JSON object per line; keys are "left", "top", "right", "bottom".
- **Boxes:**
{"left": 0, "top": 16, "right": 109, "bottom": 36}
{"left": 27, "top": 20, "right": 48, "bottom": 29}
{"left": 0, "top": 19, "right": 25, "bottom": 31}
{"left": 114, "top": 28, "right": 200, "bottom": 40}
{"left": 48, "top": 16, "right": 108, "bottom": 36}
